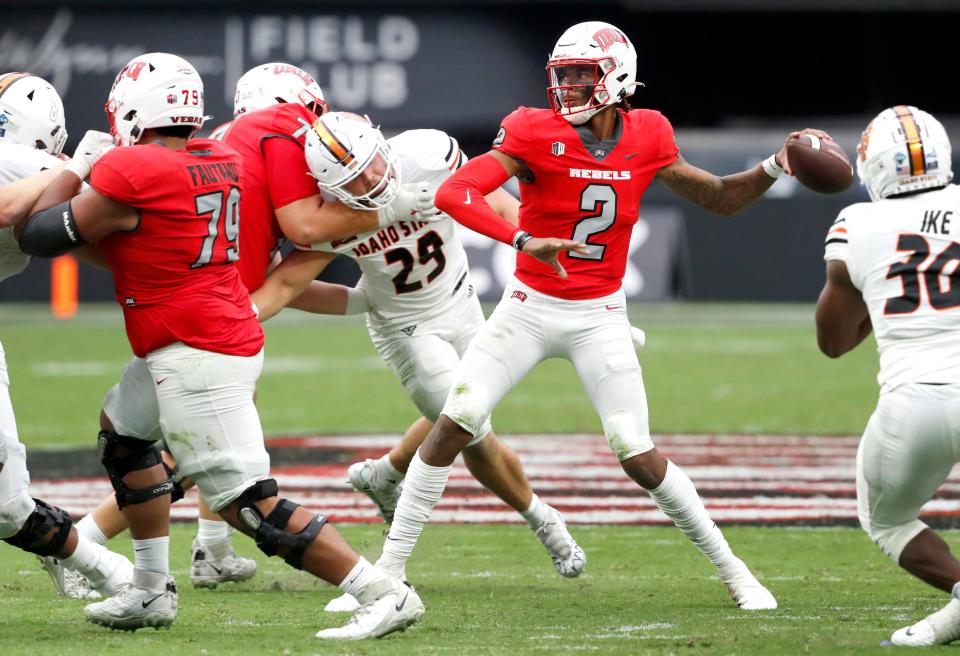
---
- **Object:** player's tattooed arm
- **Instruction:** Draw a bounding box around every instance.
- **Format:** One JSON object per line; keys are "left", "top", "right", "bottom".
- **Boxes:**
{"left": 276, "top": 195, "right": 379, "bottom": 245}
{"left": 655, "top": 155, "right": 777, "bottom": 216}
{"left": 815, "top": 259, "right": 872, "bottom": 358}
{"left": 250, "top": 249, "right": 336, "bottom": 321}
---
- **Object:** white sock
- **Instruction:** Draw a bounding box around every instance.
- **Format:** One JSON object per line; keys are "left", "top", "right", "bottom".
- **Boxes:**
{"left": 196, "top": 517, "right": 230, "bottom": 548}
{"left": 520, "top": 493, "right": 550, "bottom": 529}
{"left": 61, "top": 532, "right": 103, "bottom": 577}
{"left": 648, "top": 460, "right": 738, "bottom": 575}
{"left": 339, "top": 557, "right": 393, "bottom": 605}
{"left": 75, "top": 514, "right": 108, "bottom": 547}
{"left": 377, "top": 454, "right": 404, "bottom": 485}
{"left": 132, "top": 536, "right": 169, "bottom": 576}
{"left": 375, "top": 451, "right": 452, "bottom": 578}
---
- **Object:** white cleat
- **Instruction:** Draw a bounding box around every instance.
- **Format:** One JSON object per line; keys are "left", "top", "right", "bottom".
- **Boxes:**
{"left": 84, "top": 569, "right": 178, "bottom": 631}
{"left": 534, "top": 505, "right": 586, "bottom": 578}
{"left": 891, "top": 599, "right": 960, "bottom": 647}
{"left": 347, "top": 459, "right": 402, "bottom": 524}
{"left": 722, "top": 558, "right": 777, "bottom": 610}
{"left": 87, "top": 549, "right": 135, "bottom": 597}
{"left": 38, "top": 556, "right": 100, "bottom": 600}
{"left": 189, "top": 538, "right": 257, "bottom": 589}
{"left": 316, "top": 581, "right": 424, "bottom": 640}
{"left": 630, "top": 325, "right": 647, "bottom": 349}
{"left": 325, "top": 592, "right": 362, "bottom": 613}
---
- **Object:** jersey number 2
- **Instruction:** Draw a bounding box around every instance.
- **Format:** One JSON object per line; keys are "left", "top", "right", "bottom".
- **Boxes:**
{"left": 569, "top": 184, "right": 617, "bottom": 260}
{"left": 884, "top": 233, "right": 960, "bottom": 314}
{"left": 191, "top": 187, "right": 240, "bottom": 269}
{"left": 384, "top": 231, "right": 446, "bottom": 294}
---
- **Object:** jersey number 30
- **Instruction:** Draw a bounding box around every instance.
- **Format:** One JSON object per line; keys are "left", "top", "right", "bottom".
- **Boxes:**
{"left": 191, "top": 187, "right": 240, "bottom": 269}
{"left": 885, "top": 233, "right": 960, "bottom": 314}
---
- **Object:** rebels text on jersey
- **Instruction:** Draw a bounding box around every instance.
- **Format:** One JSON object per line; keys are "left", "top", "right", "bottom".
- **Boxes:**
{"left": 91, "top": 140, "right": 264, "bottom": 358}
{"left": 301, "top": 129, "right": 470, "bottom": 330}
{"left": 824, "top": 184, "right": 960, "bottom": 391}
{"left": 494, "top": 106, "right": 678, "bottom": 299}
{"left": 212, "top": 103, "right": 320, "bottom": 291}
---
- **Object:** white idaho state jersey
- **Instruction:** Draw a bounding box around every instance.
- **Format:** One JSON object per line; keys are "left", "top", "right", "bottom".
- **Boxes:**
{"left": 0, "top": 143, "right": 62, "bottom": 283}
{"left": 302, "top": 129, "right": 471, "bottom": 331}
{"left": 824, "top": 184, "right": 960, "bottom": 391}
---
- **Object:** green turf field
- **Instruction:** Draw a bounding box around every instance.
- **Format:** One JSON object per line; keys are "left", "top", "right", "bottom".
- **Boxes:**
{"left": 2, "top": 301, "right": 939, "bottom": 655}
{"left": 0, "top": 301, "right": 879, "bottom": 447}
{"left": 0, "top": 523, "right": 954, "bottom": 655}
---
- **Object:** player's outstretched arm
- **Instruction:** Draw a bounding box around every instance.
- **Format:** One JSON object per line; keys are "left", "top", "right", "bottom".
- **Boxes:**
{"left": 250, "top": 249, "right": 335, "bottom": 321}
{"left": 276, "top": 195, "right": 380, "bottom": 245}
{"left": 657, "top": 128, "right": 830, "bottom": 216}
{"left": 288, "top": 280, "right": 369, "bottom": 316}
{"left": 0, "top": 167, "right": 63, "bottom": 228}
{"left": 815, "top": 260, "right": 872, "bottom": 358}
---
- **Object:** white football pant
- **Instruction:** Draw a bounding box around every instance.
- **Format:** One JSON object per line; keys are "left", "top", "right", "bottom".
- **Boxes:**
{"left": 0, "top": 341, "right": 36, "bottom": 539}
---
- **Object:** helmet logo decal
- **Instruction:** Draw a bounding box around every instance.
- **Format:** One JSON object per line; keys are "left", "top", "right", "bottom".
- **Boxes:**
{"left": 312, "top": 119, "right": 354, "bottom": 165}
{"left": 272, "top": 64, "right": 316, "bottom": 87}
{"left": 166, "top": 94, "right": 178, "bottom": 104}
{"left": 593, "top": 28, "right": 627, "bottom": 53}
{"left": 121, "top": 61, "right": 147, "bottom": 82}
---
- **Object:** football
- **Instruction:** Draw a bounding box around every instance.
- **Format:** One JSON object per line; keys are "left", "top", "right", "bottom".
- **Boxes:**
{"left": 785, "top": 134, "right": 854, "bottom": 194}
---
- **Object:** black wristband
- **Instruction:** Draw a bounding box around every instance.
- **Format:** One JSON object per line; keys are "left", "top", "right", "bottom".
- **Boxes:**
{"left": 18, "top": 200, "right": 86, "bottom": 258}
{"left": 513, "top": 231, "right": 533, "bottom": 251}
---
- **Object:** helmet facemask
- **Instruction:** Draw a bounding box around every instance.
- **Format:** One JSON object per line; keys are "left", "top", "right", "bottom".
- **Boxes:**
{"left": 547, "top": 59, "right": 619, "bottom": 125}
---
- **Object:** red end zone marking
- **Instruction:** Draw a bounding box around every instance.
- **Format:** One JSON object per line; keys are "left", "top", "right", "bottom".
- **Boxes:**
{"left": 28, "top": 434, "right": 960, "bottom": 526}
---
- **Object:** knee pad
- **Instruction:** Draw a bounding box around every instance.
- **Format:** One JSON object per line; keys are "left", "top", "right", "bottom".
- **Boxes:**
{"left": 3, "top": 499, "right": 72, "bottom": 556}
{"left": 863, "top": 518, "right": 928, "bottom": 563}
{"left": 236, "top": 479, "right": 327, "bottom": 570}
{"left": 443, "top": 381, "right": 492, "bottom": 440}
{"left": 602, "top": 410, "right": 654, "bottom": 462}
{"left": 98, "top": 430, "right": 174, "bottom": 509}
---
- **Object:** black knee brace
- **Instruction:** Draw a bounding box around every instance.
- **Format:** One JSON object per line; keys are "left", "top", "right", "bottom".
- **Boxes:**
{"left": 98, "top": 430, "right": 174, "bottom": 509}
{"left": 162, "top": 459, "right": 186, "bottom": 503}
{"left": 3, "top": 499, "right": 72, "bottom": 557}
{"left": 236, "top": 479, "right": 327, "bottom": 570}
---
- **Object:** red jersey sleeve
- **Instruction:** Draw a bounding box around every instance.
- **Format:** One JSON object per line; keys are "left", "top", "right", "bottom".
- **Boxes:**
{"left": 261, "top": 136, "right": 319, "bottom": 209}
{"left": 491, "top": 107, "right": 534, "bottom": 162}
{"left": 90, "top": 148, "right": 145, "bottom": 206}
{"left": 648, "top": 110, "right": 680, "bottom": 170}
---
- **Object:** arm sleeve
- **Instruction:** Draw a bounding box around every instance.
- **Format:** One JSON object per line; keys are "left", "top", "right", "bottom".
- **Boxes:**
{"left": 435, "top": 153, "right": 519, "bottom": 246}
{"left": 262, "top": 136, "right": 320, "bottom": 209}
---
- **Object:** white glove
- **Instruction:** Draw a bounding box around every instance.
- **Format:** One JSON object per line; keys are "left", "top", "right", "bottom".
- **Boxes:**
{"left": 377, "top": 183, "right": 445, "bottom": 227}
{"left": 66, "top": 130, "right": 115, "bottom": 180}
{"left": 630, "top": 325, "right": 646, "bottom": 349}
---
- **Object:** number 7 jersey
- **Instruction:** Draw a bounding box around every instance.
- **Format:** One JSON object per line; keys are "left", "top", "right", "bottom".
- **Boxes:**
{"left": 824, "top": 184, "right": 960, "bottom": 391}
{"left": 493, "top": 106, "right": 678, "bottom": 299}
{"left": 301, "top": 129, "right": 470, "bottom": 331}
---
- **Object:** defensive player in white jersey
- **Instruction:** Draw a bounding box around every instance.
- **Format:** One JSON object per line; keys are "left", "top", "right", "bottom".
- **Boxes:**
{"left": 251, "top": 112, "right": 588, "bottom": 616}
{"left": 816, "top": 105, "right": 960, "bottom": 647}
{"left": 0, "top": 71, "right": 134, "bottom": 603}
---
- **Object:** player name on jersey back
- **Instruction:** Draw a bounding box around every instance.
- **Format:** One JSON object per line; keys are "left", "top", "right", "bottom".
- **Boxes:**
{"left": 825, "top": 184, "right": 960, "bottom": 391}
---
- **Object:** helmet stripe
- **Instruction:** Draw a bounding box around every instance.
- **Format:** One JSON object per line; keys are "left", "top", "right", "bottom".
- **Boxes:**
{"left": 312, "top": 119, "right": 354, "bottom": 166}
{"left": 0, "top": 72, "right": 31, "bottom": 100}
{"left": 893, "top": 105, "right": 926, "bottom": 176}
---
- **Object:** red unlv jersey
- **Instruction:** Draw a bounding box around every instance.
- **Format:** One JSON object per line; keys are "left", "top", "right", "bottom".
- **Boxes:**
{"left": 212, "top": 103, "right": 320, "bottom": 290}
{"left": 493, "top": 106, "right": 678, "bottom": 299}
{"left": 92, "top": 140, "right": 264, "bottom": 358}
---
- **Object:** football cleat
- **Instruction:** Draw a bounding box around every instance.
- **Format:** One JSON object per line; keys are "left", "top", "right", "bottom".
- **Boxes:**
{"left": 189, "top": 538, "right": 257, "bottom": 589}
{"left": 324, "top": 592, "right": 361, "bottom": 613}
{"left": 891, "top": 599, "right": 960, "bottom": 647}
{"left": 38, "top": 556, "right": 100, "bottom": 600}
{"left": 347, "top": 459, "right": 402, "bottom": 524}
{"left": 84, "top": 569, "right": 178, "bottom": 631}
{"left": 722, "top": 558, "right": 778, "bottom": 610}
{"left": 534, "top": 505, "right": 586, "bottom": 578}
{"left": 316, "top": 580, "right": 423, "bottom": 640}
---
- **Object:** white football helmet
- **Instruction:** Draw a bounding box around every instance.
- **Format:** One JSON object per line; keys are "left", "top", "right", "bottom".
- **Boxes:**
{"left": 233, "top": 63, "right": 326, "bottom": 117}
{"left": 0, "top": 72, "right": 67, "bottom": 155}
{"left": 303, "top": 112, "right": 401, "bottom": 210}
{"left": 857, "top": 105, "right": 953, "bottom": 202}
{"left": 105, "top": 53, "right": 206, "bottom": 147}
{"left": 546, "top": 21, "right": 640, "bottom": 125}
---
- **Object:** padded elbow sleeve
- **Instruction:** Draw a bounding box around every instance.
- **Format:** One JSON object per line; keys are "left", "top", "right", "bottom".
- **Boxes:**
{"left": 18, "top": 201, "right": 86, "bottom": 258}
